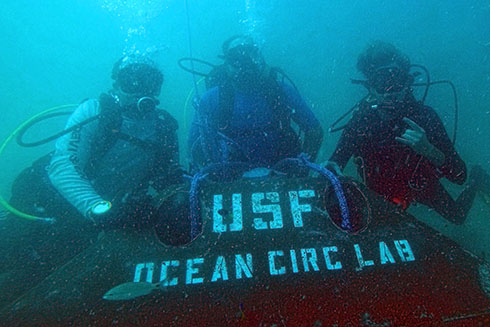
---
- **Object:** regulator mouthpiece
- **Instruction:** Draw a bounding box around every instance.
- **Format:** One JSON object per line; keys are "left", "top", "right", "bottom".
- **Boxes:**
{"left": 137, "top": 97, "right": 157, "bottom": 113}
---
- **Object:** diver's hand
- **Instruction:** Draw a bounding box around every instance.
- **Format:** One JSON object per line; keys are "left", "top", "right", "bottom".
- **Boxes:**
{"left": 396, "top": 117, "right": 445, "bottom": 166}
{"left": 325, "top": 161, "right": 344, "bottom": 177}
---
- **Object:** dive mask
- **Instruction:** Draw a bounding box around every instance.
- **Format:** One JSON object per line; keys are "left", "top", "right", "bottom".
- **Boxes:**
{"left": 116, "top": 63, "right": 163, "bottom": 96}
{"left": 368, "top": 66, "right": 411, "bottom": 94}
{"left": 225, "top": 44, "right": 265, "bottom": 74}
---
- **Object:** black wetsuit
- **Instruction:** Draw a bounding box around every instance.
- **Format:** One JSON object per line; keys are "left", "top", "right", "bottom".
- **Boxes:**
{"left": 329, "top": 96, "right": 476, "bottom": 224}
{"left": 0, "top": 97, "right": 184, "bottom": 308}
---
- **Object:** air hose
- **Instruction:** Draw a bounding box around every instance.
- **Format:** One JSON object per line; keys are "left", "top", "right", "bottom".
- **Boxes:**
{"left": 330, "top": 64, "right": 459, "bottom": 145}
{"left": 0, "top": 104, "right": 78, "bottom": 222}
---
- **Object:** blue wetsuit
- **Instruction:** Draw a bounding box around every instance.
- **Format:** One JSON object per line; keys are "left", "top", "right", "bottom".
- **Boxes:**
{"left": 189, "top": 83, "right": 321, "bottom": 168}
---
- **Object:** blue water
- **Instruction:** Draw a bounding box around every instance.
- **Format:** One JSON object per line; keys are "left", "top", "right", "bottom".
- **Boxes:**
{"left": 0, "top": 0, "right": 489, "bottom": 256}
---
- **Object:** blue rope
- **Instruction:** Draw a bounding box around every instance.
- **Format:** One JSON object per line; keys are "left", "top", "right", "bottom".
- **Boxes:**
{"left": 188, "top": 162, "right": 254, "bottom": 240}
{"left": 274, "top": 154, "right": 351, "bottom": 231}
{"left": 189, "top": 171, "right": 207, "bottom": 240}
{"left": 193, "top": 117, "right": 251, "bottom": 170}
{"left": 197, "top": 116, "right": 222, "bottom": 165}
{"left": 188, "top": 155, "right": 352, "bottom": 240}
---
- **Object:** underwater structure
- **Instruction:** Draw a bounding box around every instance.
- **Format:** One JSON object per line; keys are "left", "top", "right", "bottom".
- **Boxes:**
{"left": 1, "top": 175, "right": 490, "bottom": 326}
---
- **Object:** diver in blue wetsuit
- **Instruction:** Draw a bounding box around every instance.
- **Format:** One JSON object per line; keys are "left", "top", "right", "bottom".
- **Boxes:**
{"left": 188, "top": 35, "right": 323, "bottom": 172}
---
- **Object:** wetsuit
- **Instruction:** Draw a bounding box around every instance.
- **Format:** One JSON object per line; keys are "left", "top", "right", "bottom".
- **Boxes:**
{"left": 0, "top": 95, "right": 182, "bottom": 307}
{"left": 48, "top": 96, "right": 181, "bottom": 220}
{"left": 189, "top": 82, "right": 322, "bottom": 169}
{"left": 329, "top": 96, "right": 474, "bottom": 224}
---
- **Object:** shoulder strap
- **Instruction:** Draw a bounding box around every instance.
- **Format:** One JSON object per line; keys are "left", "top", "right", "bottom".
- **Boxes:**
{"left": 216, "top": 81, "right": 235, "bottom": 132}
{"left": 152, "top": 109, "right": 179, "bottom": 155}
{"left": 263, "top": 73, "right": 293, "bottom": 129}
{"left": 205, "top": 64, "right": 229, "bottom": 90}
{"left": 85, "top": 93, "right": 122, "bottom": 178}
{"left": 156, "top": 108, "right": 179, "bottom": 135}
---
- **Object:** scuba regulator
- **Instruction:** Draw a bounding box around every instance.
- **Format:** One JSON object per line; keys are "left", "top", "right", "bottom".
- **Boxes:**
{"left": 330, "top": 64, "right": 459, "bottom": 145}
{"left": 111, "top": 58, "right": 164, "bottom": 114}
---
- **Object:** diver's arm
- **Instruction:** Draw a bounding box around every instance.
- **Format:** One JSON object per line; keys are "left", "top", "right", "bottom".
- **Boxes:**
{"left": 302, "top": 126, "right": 324, "bottom": 162}
{"left": 396, "top": 117, "right": 446, "bottom": 167}
{"left": 431, "top": 115, "right": 467, "bottom": 184}
{"left": 282, "top": 84, "right": 324, "bottom": 161}
{"left": 48, "top": 100, "right": 106, "bottom": 218}
{"left": 328, "top": 119, "right": 358, "bottom": 173}
{"left": 406, "top": 111, "right": 466, "bottom": 184}
{"left": 153, "top": 110, "right": 185, "bottom": 189}
{"left": 423, "top": 143, "right": 446, "bottom": 167}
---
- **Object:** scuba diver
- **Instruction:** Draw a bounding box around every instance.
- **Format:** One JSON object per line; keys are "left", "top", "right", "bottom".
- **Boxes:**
{"left": 0, "top": 54, "right": 184, "bottom": 308}
{"left": 188, "top": 35, "right": 324, "bottom": 173}
{"left": 326, "top": 41, "right": 490, "bottom": 224}
{"left": 46, "top": 54, "right": 182, "bottom": 226}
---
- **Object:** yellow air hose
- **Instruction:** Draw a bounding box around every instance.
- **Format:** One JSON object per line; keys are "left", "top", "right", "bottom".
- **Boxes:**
{"left": 0, "top": 104, "right": 78, "bottom": 223}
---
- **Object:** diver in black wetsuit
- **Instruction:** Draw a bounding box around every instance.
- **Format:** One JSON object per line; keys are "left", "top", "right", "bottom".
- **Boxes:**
{"left": 0, "top": 55, "right": 185, "bottom": 309}
{"left": 327, "top": 41, "right": 490, "bottom": 224}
